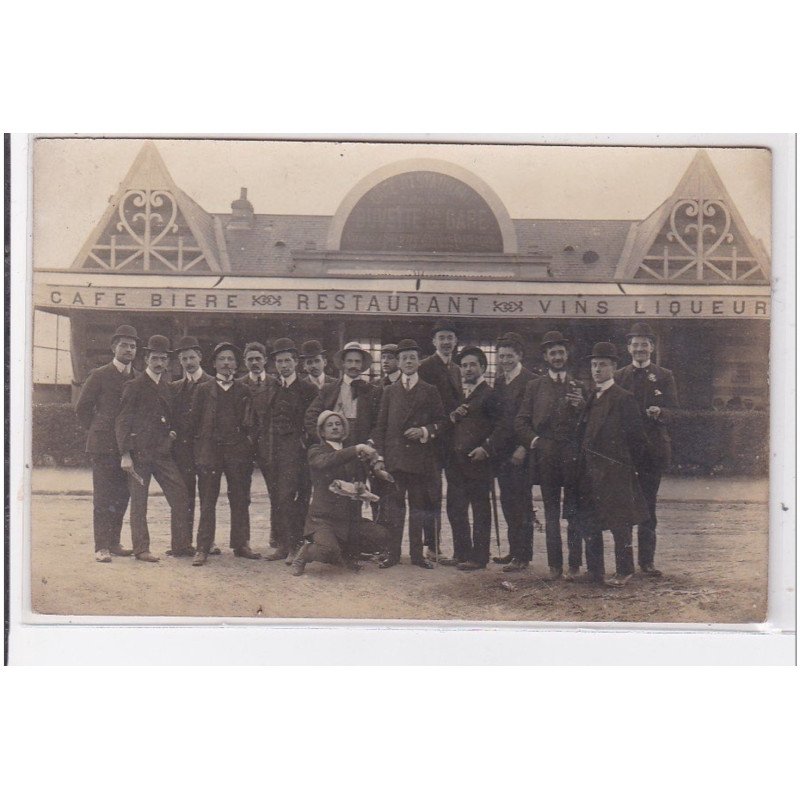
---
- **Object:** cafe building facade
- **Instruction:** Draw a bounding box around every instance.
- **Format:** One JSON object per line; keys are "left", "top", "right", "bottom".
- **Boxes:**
{"left": 34, "top": 143, "right": 771, "bottom": 410}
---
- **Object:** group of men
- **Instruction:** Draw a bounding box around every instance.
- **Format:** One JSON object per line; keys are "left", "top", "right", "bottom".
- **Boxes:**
{"left": 75, "top": 318, "right": 677, "bottom": 586}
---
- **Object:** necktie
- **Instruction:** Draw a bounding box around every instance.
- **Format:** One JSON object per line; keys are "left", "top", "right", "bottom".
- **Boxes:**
{"left": 404, "top": 377, "right": 411, "bottom": 391}
{"left": 282, "top": 378, "right": 288, "bottom": 388}
{"left": 350, "top": 378, "right": 363, "bottom": 400}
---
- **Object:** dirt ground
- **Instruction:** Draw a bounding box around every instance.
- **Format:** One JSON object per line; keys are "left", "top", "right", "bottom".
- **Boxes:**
{"left": 28, "top": 476, "right": 769, "bottom": 624}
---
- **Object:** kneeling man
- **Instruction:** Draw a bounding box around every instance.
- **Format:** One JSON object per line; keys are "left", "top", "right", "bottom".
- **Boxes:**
{"left": 291, "top": 411, "right": 389, "bottom": 575}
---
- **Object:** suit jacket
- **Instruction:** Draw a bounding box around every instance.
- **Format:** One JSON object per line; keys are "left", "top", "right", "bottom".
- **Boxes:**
{"left": 115, "top": 373, "right": 175, "bottom": 458}
{"left": 418, "top": 353, "right": 462, "bottom": 414}
{"left": 515, "top": 372, "right": 587, "bottom": 485}
{"left": 372, "top": 377, "right": 446, "bottom": 476}
{"left": 576, "top": 382, "right": 651, "bottom": 529}
{"left": 443, "top": 381, "right": 504, "bottom": 479}
{"left": 304, "top": 377, "right": 383, "bottom": 445}
{"left": 303, "top": 374, "right": 338, "bottom": 392}
{"left": 268, "top": 378, "right": 318, "bottom": 464}
{"left": 186, "top": 379, "right": 254, "bottom": 465}
{"left": 236, "top": 372, "right": 280, "bottom": 462}
{"left": 492, "top": 366, "right": 537, "bottom": 463}
{"left": 75, "top": 362, "right": 138, "bottom": 455}
{"left": 614, "top": 362, "right": 678, "bottom": 470}
{"left": 306, "top": 442, "right": 367, "bottom": 526}
{"left": 169, "top": 371, "right": 214, "bottom": 451}
{"left": 374, "top": 373, "right": 402, "bottom": 388}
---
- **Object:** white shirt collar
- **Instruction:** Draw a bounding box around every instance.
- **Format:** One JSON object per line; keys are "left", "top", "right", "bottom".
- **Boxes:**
{"left": 548, "top": 369, "right": 568, "bottom": 382}
{"left": 595, "top": 377, "right": 615, "bottom": 394}
{"left": 112, "top": 358, "right": 131, "bottom": 374}
{"left": 145, "top": 367, "right": 161, "bottom": 384}
{"left": 386, "top": 370, "right": 401, "bottom": 383}
{"left": 402, "top": 372, "right": 419, "bottom": 389}
{"left": 281, "top": 372, "right": 297, "bottom": 388}
{"left": 185, "top": 368, "right": 204, "bottom": 383}
{"left": 309, "top": 373, "right": 325, "bottom": 387}
{"left": 342, "top": 374, "right": 353, "bottom": 385}
{"left": 633, "top": 360, "right": 652, "bottom": 369}
{"left": 327, "top": 440, "right": 343, "bottom": 451}
{"left": 503, "top": 363, "right": 522, "bottom": 383}
{"left": 248, "top": 370, "right": 266, "bottom": 383}
{"left": 462, "top": 375, "right": 485, "bottom": 394}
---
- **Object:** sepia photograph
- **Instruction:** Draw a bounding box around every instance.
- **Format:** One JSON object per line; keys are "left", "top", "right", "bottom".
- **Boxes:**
{"left": 26, "top": 136, "right": 773, "bottom": 624}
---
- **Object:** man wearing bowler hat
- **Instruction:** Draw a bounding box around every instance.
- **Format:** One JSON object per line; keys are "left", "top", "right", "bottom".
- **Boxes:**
{"left": 169, "top": 335, "right": 215, "bottom": 554}
{"left": 575, "top": 342, "right": 652, "bottom": 587}
{"left": 491, "top": 332, "right": 538, "bottom": 571}
{"left": 75, "top": 324, "right": 140, "bottom": 562}
{"left": 372, "top": 339, "right": 446, "bottom": 569}
{"left": 300, "top": 340, "right": 336, "bottom": 391}
{"left": 418, "top": 319, "right": 462, "bottom": 560}
{"left": 375, "top": 343, "right": 401, "bottom": 387}
{"left": 515, "top": 330, "right": 587, "bottom": 578}
{"left": 614, "top": 322, "right": 678, "bottom": 576}
{"left": 264, "top": 338, "right": 318, "bottom": 563}
{"left": 115, "top": 335, "right": 193, "bottom": 562}
{"left": 187, "top": 342, "right": 262, "bottom": 566}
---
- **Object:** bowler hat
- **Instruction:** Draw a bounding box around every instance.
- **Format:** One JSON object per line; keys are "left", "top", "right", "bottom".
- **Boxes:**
{"left": 381, "top": 343, "right": 399, "bottom": 354}
{"left": 333, "top": 341, "right": 373, "bottom": 372}
{"left": 431, "top": 319, "right": 459, "bottom": 338}
{"left": 174, "top": 335, "right": 202, "bottom": 354}
{"left": 211, "top": 341, "right": 241, "bottom": 362}
{"left": 396, "top": 338, "right": 423, "bottom": 354}
{"left": 497, "top": 331, "right": 524, "bottom": 347}
{"left": 586, "top": 341, "right": 618, "bottom": 361}
{"left": 300, "top": 339, "right": 326, "bottom": 359}
{"left": 270, "top": 337, "right": 299, "bottom": 358}
{"left": 540, "top": 330, "right": 570, "bottom": 351}
{"left": 316, "top": 410, "right": 350, "bottom": 441}
{"left": 144, "top": 334, "right": 172, "bottom": 355}
{"left": 110, "top": 324, "right": 140, "bottom": 346}
{"left": 456, "top": 346, "right": 488, "bottom": 369}
{"left": 626, "top": 322, "right": 656, "bottom": 341}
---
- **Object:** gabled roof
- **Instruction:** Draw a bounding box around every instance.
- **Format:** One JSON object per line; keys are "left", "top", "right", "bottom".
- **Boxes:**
{"left": 614, "top": 150, "right": 770, "bottom": 284}
{"left": 70, "top": 142, "right": 223, "bottom": 273}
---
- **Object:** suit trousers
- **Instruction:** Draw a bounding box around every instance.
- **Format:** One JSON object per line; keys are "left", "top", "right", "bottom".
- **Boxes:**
{"left": 540, "top": 482, "right": 582, "bottom": 571}
{"left": 304, "top": 517, "right": 388, "bottom": 565}
{"left": 272, "top": 441, "right": 311, "bottom": 553}
{"left": 636, "top": 468, "right": 661, "bottom": 567}
{"left": 197, "top": 455, "right": 252, "bottom": 553}
{"left": 584, "top": 526, "right": 634, "bottom": 577}
{"left": 496, "top": 461, "right": 533, "bottom": 563}
{"left": 128, "top": 452, "right": 191, "bottom": 556}
{"left": 445, "top": 463, "right": 492, "bottom": 565}
{"left": 385, "top": 470, "right": 436, "bottom": 562}
{"left": 90, "top": 454, "right": 130, "bottom": 552}
{"left": 250, "top": 455, "right": 278, "bottom": 544}
{"left": 173, "top": 442, "right": 200, "bottom": 542}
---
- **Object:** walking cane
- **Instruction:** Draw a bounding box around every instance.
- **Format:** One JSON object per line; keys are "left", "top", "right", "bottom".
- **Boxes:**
{"left": 490, "top": 477, "right": 501, "bottom": 559}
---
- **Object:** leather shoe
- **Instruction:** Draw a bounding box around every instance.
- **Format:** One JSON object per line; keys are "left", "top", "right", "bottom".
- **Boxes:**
{"left": 586, "top": 571, "right": 605, "bottom": 584}
{"left": 607, "top": 573, "right": 632, "bottom": 587}
{"left": 192, "top": 551, "right": 207, "bottom": 566}
{"left": 265, "top": 548, "right": 289, "bottom": 561}
{"left": 108, "top": 546, "right": 133, "bottom": 557}
{"left": 425, "top": 548, "right": 442, "bottom": 561}
{"left": 135, "top": 551, "right": 159, "bottom": 563}
{"left": 411, "top": 558, "right": 435, "bottom": 570}
{"left": 438, "top": 557, "right": 461, "bottom": 567}
{"left": 492, "top": 553, "right": 514, "bottom": 565}
{"left": 167, "top": 546, "right": 196, "bottom": 557}
{"left": 545, "top": 566, "right": 563, "bottom": 581}
{"left": 456, "top": 561, "right": 486, "bottom": 571}
{"left": 502, "top": 559, "right": 529, "bottom": 573}
{"left": 234, "top": 545, "right": 262, "bottom": 559}
{"left": 378, "top": 557, "right": 399, "bottom": 569}
{"left": 564, "top": 566, "right": 580, "bottom": 582}
{"left": 285, "top": 548, "right": 299, "bottom": 565}
{"left": 210, "top": 547, "right": 222, "bottom": 556}
{"left": 640, "top": 565, "right": 663, "bottom": 577}
{"left": 95, "top": 549, "right": 112, "bottom": 563}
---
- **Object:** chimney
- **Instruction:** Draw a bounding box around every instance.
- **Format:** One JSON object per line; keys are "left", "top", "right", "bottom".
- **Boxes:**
{"left": 227, "top": 187, "right": 254, "bottom": 230}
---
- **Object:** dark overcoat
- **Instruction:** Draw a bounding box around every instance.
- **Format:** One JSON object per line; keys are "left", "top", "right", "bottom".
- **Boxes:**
{"left": 418, "top": 353, "right": 461, "bottom": 413}
{"left": 170, "top": 371, "right": 214, "bottom": 454}
{"left": 75, "top": 362, "right": 138, "bottom": 455}
{"left": 115, "top": 373, "right": 175, "bottom": 457}
{"left": 236, "top": 373, "right": 280, "bottom": 462}
{"left": 492, "top": 366, "right": 537, "bottom": 463}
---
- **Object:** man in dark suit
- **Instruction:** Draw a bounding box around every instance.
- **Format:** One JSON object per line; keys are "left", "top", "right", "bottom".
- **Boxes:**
{"left": 491, "top": 332, "right": 538, "bottom": 572}
{"left": 372, "top": 339, "right": 446, "bottom": 569}
{"left": 300, "top": 340, "right": 337, "bottom": 391}
{"left": 264, "top": 338, "right": 319, "bottom": 562}
{"left": 418, "top": 320, "right": 461, "bottom": 560}
{"left": 236, "top": 341, "right": 280, "bottom": 547}
{"left": 375, "top": 343, "right": 401, "bottom": 387}
{"left": 169, "top": 335, "right": 215, "bottom": 555}
{"left": 115, "top": 335, "right": 192, "bottom": 562}
{"left": 187, "top": 342, "right": 262, "bottom": 566}
{"left": 614, "top": 322, "right": 678, "bottom": 577}
{"left": 75, "top": 324, "right": 139, "bottom": 563}
{"left": 303, "top": 342, "right": 382, "bottom": 447}
{"left": 437, "top": 347, "right": 504, "bottom": 571}
{"left": 515, "top": 330, "right": 587, "bottom": 580}
{"left": 291, "top": 411, "right": 389, "bottom": 576}
{"left": 575, "top": 342, "right": 652, "bottom": 587}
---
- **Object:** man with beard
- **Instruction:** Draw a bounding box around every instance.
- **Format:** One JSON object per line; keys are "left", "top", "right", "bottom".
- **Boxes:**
{"left": 375, "top": 343, "right": 401, "bottom": 387}
{"left": 300, "top": 340, "right": 336, "bottom": 391}
{"left": 515, "top": 331, "right": 587, "bottom": 580}
{"left": 169, "top": 335, "right": 215, "bottom": 555}
{"left": 491, "top": 332, "right": 537, "bottom": 572}
{"left": 372, "top": 339, "right": 446, "bottom": 569}
{"left": 418, "top": 320, "right": 461, "bottom": 560}
{"left": 115, "top": 335, "right": 192, "bottom": 562}
{"left": 264, "top": 338, "right": 319, "bottom": 563}
{"left": 76, "top": 325, "right": 139, "bottom": 563}
{"left": 188, "top": 342, "right": 262, "bottom": 566}
{"left": 291, "top": 411, "right": 389, "bottom": 576}
{"left": 614, "top": 322, "right": 678, "bottom": 577}
{"left": 575, "top": 342, "right": 652, "bottom": 587}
